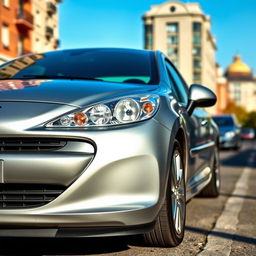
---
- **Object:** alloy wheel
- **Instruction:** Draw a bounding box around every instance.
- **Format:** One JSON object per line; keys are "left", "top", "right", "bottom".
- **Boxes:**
{"left": 171, "top": 150, "right": 185, "bottom": 235}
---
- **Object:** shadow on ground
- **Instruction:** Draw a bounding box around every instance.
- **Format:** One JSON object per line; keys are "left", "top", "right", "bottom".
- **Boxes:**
{"left": 186, "top": 226, "right": 256, "bottom": 245}
{"left": 0, "top": 236, "right": 136, "bottom": 256}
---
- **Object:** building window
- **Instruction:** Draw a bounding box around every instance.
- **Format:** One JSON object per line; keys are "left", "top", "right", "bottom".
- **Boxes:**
{"left": 144, "top": 25, "right": 153, "bottom": 50}
{"left": 234, "top": 82, "right": 241, "bottom": 103}
{"left": 167, "top": 47, "right": 178, "bottom": 57}
{"left": 2, "top": 24, "right": 9, "bottom": 49}
{"left": 167, "top": 23, "right": 178, "bottom": 33}
{"left": 167, "top": 35, "right": 178, "bottom": 45}
{"left": 2, "top": 0, "right": 9, "bottom": 7}
{"left": 167, "top": 23, "right": 179, "bottom": 67}
{"left": 193, "top": 33, "right": 201, "bottom": 45}
{"left": 192, "top": 47, "right": 201, "bottom": 57}
{"left": 193, "top": 59, "right": 201, "bottom": 69}
{"left": 170, "top": 6, "right": 176, "bottom": 12}
{"left": 193, "top": 71, "right": 201, "bottom": 83}
{"left": 193, "top": 22, "right": 201, "bottom": 32}
{"left": 192, "top": 22, "right": 202, "bottom": 83}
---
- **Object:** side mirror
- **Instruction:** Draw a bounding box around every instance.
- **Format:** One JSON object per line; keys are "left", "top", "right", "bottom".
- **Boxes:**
{"left": 187, "top": 84, "right": 217, "bottom": 115}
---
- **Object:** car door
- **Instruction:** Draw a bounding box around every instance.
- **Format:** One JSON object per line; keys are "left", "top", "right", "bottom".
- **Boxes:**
{"left": 164, "top": 59, "right": 212, "bottom": 193}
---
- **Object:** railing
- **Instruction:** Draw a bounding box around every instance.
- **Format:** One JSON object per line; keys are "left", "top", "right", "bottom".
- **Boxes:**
{"left": 54, "top": 39, "right": 60, "bottom": 49}
{"left": 46, "top": 26, "right": 54, "bottom": 39}
{"left": 16, "top": 9, "right": 34, "bottom": 26}
{"left": 47, "top": 2, "right": 57, "bottom": 15}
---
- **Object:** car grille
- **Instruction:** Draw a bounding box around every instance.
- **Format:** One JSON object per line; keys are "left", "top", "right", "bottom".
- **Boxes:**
{"left": 0, "top": 138, "right": 67, "bottom": 152}
{"left": 0, "top": 184, "right": 65, "bottom": 209}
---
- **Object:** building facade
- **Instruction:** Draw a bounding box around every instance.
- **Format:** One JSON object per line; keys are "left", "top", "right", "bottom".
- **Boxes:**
{"left": 0, "top": 0, "right": 62, "bottom": 64}
{"left": 143, "top": 1, "right": 217, "bottom": 94}
{"left": 32, "top": 0, "right": 61, "bottom": 53}
{"left": 216, "top": 64, "right": 229, "bottom": 114}
{"left": 225, "top": 55, "right": 256, "bottom": 112}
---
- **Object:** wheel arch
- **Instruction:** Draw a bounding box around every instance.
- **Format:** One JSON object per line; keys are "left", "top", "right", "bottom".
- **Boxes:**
{"left": 174, "top": 128, "right": 189, "bottom": 183}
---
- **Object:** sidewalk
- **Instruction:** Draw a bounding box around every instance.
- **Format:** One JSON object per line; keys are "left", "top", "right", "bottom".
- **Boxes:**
{"left": 230, "top": 162, "right": 256, "bottom": 256}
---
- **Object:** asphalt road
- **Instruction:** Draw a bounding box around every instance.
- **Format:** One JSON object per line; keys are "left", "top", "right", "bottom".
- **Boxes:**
{"left": 0, "top": 140, "right": 255, "bottom": 256}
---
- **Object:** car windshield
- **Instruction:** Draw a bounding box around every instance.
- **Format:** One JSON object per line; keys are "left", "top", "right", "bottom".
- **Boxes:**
{"left": 212, "top": 116, "right": 235, "bottom": 127}
{"left": 0, "top": 49, "right": 158, "bottom": 85}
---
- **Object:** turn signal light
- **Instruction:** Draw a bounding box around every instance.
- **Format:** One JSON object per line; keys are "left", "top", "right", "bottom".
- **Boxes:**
{"left": 142, "top": 102, "right": 154, "bottom": 115}
{"left": 74, "top": 112, "right": 88, "bottom": 126}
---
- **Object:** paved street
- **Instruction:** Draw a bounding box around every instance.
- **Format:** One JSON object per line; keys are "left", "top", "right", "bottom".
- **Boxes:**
{"left": 0, "top": 140, "right": 255, "bottom": 256}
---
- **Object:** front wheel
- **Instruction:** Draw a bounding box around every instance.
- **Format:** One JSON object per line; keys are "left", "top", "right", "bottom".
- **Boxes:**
{"left": 144, "top": 140, "right": 186, "bottom": 247}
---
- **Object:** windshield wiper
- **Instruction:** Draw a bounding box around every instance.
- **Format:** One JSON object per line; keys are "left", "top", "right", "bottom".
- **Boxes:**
{"left": 17, "top": 75, "right": 103, "bottom": 81}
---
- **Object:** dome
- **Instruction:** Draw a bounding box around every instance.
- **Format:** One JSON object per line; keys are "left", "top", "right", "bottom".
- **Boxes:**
{"left": 226, "top": 55, "right": 251, "bottom": 75}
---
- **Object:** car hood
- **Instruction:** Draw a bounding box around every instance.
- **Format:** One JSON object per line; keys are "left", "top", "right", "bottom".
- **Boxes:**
{"left": 0, "top": 79, "right": 158, "bottom": 107}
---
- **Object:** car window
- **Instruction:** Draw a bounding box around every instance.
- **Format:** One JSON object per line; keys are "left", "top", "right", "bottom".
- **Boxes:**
{"left": 212, "top": 116, "right": 235, "bottom": 126}
{"left": 0, "top": 49, "right": 159, "bottom": 85}
{"left": 165, "top": 59, "right": 188, "bottom": 105}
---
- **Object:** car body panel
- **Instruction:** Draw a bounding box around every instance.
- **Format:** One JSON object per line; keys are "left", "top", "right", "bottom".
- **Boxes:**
{"left": 0, "top": 48, "right": 219, "bottom": 237}
{"left": 0, "top": 79, "right": 158, "bottom": 108}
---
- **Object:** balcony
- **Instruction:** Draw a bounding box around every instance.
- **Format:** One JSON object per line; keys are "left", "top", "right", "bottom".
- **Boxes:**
{"left": 47, "top": 2, "right": 57, "bottom": 15}
{"left": 54, "top": 39, "right": 60, "bottom": 49}
{"left": 45, "top": 26, "right": 54, "bottom": 39}
{"left": 15, "top": 10, "right": 34, "bottom": 31}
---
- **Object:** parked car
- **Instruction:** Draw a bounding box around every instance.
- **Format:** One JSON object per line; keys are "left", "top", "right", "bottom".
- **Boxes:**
{"left": 240, "top": 128, "right": 255, "bottom": 140}
{"left": 212, "top": 114, "right": 241, "bottom": 150}
{"left": 0, "top": 48, "right": 219, "bottom": 247}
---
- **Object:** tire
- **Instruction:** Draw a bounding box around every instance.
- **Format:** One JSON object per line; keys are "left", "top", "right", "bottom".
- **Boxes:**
{"left": 233, "top": 142, "right": 241, "bottom": 151}
{"left": 144, "top": 140, "right": 186, "bottom": 247}
{"left": 200, "top": 146, "right": 220, "bottom": 197}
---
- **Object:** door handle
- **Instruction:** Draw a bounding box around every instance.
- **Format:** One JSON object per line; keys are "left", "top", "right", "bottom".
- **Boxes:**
{"left": 201, "top": 120, "right": 208, "bottom": 126}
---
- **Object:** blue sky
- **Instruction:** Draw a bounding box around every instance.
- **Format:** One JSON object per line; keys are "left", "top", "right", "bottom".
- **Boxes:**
{"left": 59, "top": 0, "right": 256, "bottom": 73}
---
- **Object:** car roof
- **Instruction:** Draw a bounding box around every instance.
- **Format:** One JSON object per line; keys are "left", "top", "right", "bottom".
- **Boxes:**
{"left": 40, "top": 47, "right": 156, "bottom": 56}
{"left": 212, "top": 115, "right": 234, "bottom": 119}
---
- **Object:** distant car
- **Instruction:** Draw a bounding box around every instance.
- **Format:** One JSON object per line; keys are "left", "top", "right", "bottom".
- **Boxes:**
{"left": 0, "top": 48, "right": 220, "bottom": 247}
{"left": 240, "top": 128, "right": 255, "bottom": 140}
{"left": 212, "top": 115, "right": 241, "bottom": 150}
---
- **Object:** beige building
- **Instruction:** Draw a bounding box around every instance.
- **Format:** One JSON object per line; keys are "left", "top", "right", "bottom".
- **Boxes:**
{"left": 32, "top": 0, "right": 62, "bottom": 53}
{"left": 216, "top": 64, "right": 229, "bottom": 114}
{"left": 225, "top": 55, "right": 256, "bottom": 112}
{"left": 143, "top": 1, "right": 217, "bottom": 94}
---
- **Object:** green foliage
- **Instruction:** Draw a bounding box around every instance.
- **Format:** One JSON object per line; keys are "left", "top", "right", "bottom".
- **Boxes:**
{"left": 243, "top": 112, "right": 256, "bottom": 129}
{"left": 223, "top": 102, "right": 256, "bottom": 129}
{"left": 223, "top": 102, "right": 248, "bottom": 124}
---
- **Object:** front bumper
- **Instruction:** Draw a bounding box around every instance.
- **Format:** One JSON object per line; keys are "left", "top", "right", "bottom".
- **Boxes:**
{"left": 219, "top": 135, "right": 239, "bottom": 149}
{"left": 0, "top": 119, "right": 172, "bottom": 236}
{"left": 0, "top": 222, "right": 155, "bottom": 238}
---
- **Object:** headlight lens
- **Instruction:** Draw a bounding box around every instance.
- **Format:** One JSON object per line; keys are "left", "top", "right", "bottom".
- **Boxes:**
{"left": 89, "top": 104, "right": 112, "bottom": 125}
{"left": 46, "top": 95, "right": 159, "bottom": 128}
{"left": 114, "top": 98, "right": 141, "bottom": 123}
{"left": 225, "top": 131, "right": 235, "bottom": 138}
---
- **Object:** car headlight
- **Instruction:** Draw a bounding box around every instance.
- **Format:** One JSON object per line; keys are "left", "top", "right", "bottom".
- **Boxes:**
{"left": 46, "top": 95, "right": 159, "bottom": 127}
{"left": 225, "top": 131, "right": 235, "bottom": 138}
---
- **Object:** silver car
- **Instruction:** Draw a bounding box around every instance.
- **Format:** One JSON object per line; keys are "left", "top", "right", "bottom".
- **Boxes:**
{"left": 0, "top": 48, "right": 220, "bottom": 247}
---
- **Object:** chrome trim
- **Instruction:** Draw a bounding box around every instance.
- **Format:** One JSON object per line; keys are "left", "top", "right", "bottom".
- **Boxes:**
{"left": 0, "top": 160, "right": 4, "bottom": 183}
{"left": 0, "top": 100, "right": 80, "bottom": 108}
{"left": 190, "top": 141, "right": 215, "bottom": 157}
